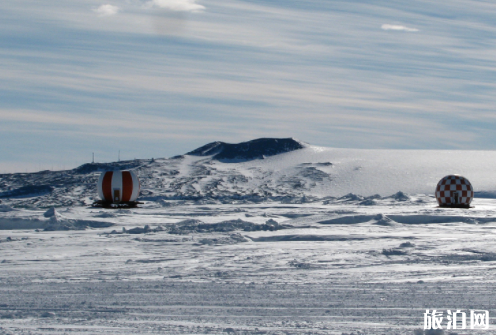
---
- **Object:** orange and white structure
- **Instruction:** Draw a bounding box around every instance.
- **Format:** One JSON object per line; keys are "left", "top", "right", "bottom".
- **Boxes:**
{"left": 435, "top": 174, "right": 473, "bottom": 208}
{"left": 97, "top": 170, "right": 140, "bottom": 205}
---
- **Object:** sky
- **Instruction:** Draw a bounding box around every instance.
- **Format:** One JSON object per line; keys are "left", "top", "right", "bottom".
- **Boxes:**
{"left": 1, "top": 0, "right": 496, "bottom": 172}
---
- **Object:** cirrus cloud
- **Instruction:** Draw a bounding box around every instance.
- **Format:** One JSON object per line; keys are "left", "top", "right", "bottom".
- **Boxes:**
{"left": 94, "top": 4, "right": 119, "bottom": 16}
{"left": 145, "top": 0, "right": 205, "bottom": 12}
{"left": 381, "top": 24, "right": 419, "bottom": 32}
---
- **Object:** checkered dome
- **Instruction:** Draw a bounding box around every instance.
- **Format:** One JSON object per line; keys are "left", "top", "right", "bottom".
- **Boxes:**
{"left": 435, "top": 175, "right": 473, "bottom": 206}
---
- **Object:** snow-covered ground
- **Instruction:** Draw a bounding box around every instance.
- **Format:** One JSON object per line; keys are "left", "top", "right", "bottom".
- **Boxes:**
{"left": 3, "top": 140, "right": 496, "bottom": 208}
{"left": 1, "top": 141, "right": 496, "bottom": 334}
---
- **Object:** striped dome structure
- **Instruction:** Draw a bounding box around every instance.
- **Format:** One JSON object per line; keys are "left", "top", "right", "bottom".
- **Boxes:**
{"left": 435, "top": 174, "right": 473, "bottom": 208}
{"left": 97, "top": 170, "right": 140, "bottom": 204}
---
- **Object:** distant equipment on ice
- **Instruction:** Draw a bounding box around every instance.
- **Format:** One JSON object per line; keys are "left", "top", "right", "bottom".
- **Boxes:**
{"left": 93, "top": 170, "right": 141, "bottom": 208}
{"left": 435, "top": 174, "right": 473, "bottom": 208}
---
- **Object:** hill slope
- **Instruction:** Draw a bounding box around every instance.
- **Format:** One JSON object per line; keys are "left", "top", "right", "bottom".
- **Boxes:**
{"left": 186, "top": 138, "right": 305, "bottom": 161}
{"left": 2, "top": 138, "right": 496, "bottom": 208}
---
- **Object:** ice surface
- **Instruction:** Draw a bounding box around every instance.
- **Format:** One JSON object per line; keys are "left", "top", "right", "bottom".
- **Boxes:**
{"left": 2, "top": 143, "right": 496, "bottom": 333}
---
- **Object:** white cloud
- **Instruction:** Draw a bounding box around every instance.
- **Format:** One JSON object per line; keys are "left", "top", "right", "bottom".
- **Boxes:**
{"left": 94, "top": 4, "right": 120, "bottom": 16}
{"left": 145, "top": 0, "right": 205, "bottom": 12}
{"left": 381, "top": 24, "right": 418, "bottom": 32}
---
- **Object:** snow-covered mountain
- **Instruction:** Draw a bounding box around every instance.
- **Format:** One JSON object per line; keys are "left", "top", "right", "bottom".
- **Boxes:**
{"left": 2, "top": 137, "right": 496, "bottom": 208}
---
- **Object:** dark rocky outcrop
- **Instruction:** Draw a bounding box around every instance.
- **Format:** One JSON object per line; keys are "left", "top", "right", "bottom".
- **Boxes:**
{"left": 187, "top": 138, "right": 305, "bottom": 161}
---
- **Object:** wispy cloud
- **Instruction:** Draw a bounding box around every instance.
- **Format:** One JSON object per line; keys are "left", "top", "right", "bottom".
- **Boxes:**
{"left": 94, "top": 4, "right": 119, "bottom": 16}
{"left": 381, "top": 24, "right": 419, "bottom": 32}
{"left": 2, "top": 0, "right": 496, "bottom": 173}
{"left": 145, "top": 0, "right": 205, "bottom": 12}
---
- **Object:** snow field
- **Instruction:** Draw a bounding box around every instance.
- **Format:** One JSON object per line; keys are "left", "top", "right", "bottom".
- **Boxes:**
{"left": 3, "top": 143, "right": 496, "bottom": 333}
{"left": 2, "top": 196, "right": 496, "bottom": 333}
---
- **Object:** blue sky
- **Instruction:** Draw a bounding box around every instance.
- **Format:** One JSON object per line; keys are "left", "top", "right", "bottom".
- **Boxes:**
{"left": 1, "top": 0, "right": 496, "bottom": 172}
